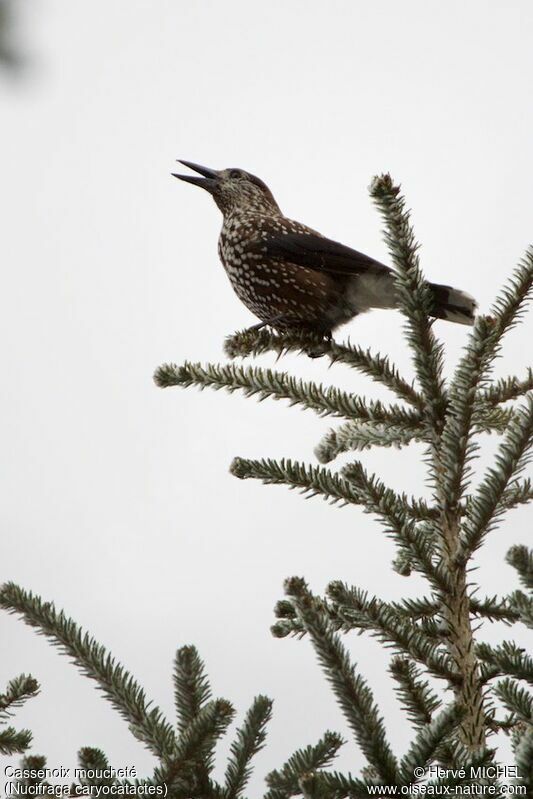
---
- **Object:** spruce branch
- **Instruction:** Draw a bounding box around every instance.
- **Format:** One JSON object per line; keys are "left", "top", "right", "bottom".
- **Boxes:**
{"left": 366, "top": 179, "right": 495, "bottom": 752}
{"left": 0, "top": 586, "right": 275, "bottom": 798}
{"left": 507, "top": 590, "right": 533, "bottom": 630}
{"left": 415, "top": 616, "right": 447, "bottom": 642}
{"left": 482, "top": 368, "right": 533, "bottom": 406}
{"left": 392, "top": 550, "right": 414, "bottom": 577}
{"left": 154, "top": 361, "right": 420, "bottom": 426}
{"left": 0, "top": 725, "right": 33, "bottom": 756}
{"left": 460, "top": 395, "right": 533, "bottom": 558}
{"left": 174, "top": 697, "right": 234, "bottom": 764}
{"left": 325, "top": 583, "right": 458, "bottom": 683}
{"left": 274, "top": 593, "right": 444, "bottom": 648}
{"left": 391, "top": 592, "right": 519, "bottom": 629}
{"left": 272, "top": 595, "right": 344, "bottom": 641}
{"left": 476, "top": 641, "right": 533, "bottom": 687}
{"left": 494, "top": 678, "right": 533, "bottom": 725}
{"left": 223, "top": 695, "right": 272, "bottom": 799}
{"left": 232, "top": 453, "right": 435, "bottom": 528}
{"left": 506, "top": 544, "right": 533, "bottom": 591}
{"left": 426, "top": 315, "right": 531, "bottom": 751}
{"left": 392, "top": 596, "right": 441, "bottom": 620}
{"left": 398, "top": 527, "right": 450, "bottom": 593}
{"left": 221, "top": 333, "right": 519, "bottom": 440}
{"left": 438, "top": 315, "right": 497, "bottom": 512}
{"left": 78, "top": 746, "right": 110, "bottom": 770}
{"left": 274, "top": 599, "right": 298, "bottom": 620}
{"left": 514, "top": 727, "right": 533, "bottom": 791}
{"left": 428, "top": 745, "right": 498, "bottom": 786}
{"left": 297, "top": 770, "right": 379, "bottom": 799}
{"left": 9, "top": 755, "right": 50, "bottom": 793}
{"left": 296, "top": 772, "right": 323, "bottom": 799}
{"left": 270, "top": 617, "right": 306, "bottom": 639}
{"left": 231, "top": 457, "right": 448, "bottom": 590}
{"left": 341, "top": 461, "right": 411, "bottom": 526}
{"left": 399, "top": 704, "right": 465, "bottom": 784}
{"left": 498, "top": 480, "right": 533, "bottom": 513}
{"left": 389, "top": 657, "right": 442, "bottom": 728}
{"left": 0, "top": 673, "right": 39, "bottom": 756}
{"left": 230, "top": 456, "right": 375, "bottom": 507}
{"left": 301, "top": 770, "right": 381, "bottom": 799}
{"left": 341, "top": 463, "right": 450, "bottom": 591}
{"left": 76, "top": 748, "right": 116, "bottom": 787}
{"left": 369, "top": 174, "right": 446, "bottom": 427}
{"left": 264, "top": 731, "right": 344, "bottom": 797}
{"left": 468, "top": 596, "right": 519, "bottom": 625}
{"left": 0, "top": 673, "right": 39, "bottom": 719}
{"left": 173, "top": 645, "right": 212, "bottom": 735}
{"left": 0, "top": 582, "right": 177, "bottom": 759}
{"left": 505, "top": 546, "right": 533, "bottom": 630}
{"left": 283, "top": 577, "right": 399, "bottom": 785}
{"left": 485, "top": 247, "right": 533, "bottom": 355}
{"left": 315, "top": 419, "right": 424, "bottom": 463}
{"left": 472, "top": 403, "right": 516, "bottom": 434}
{"left": 338, "top": 590, "right": 442, "bottom": 627}
{"left": 382, "top": 596, "right": 502, "bottom": 623}
{"left": 386, "top": 594, "right": 515, "bottom": 631}
{"left": 342, "top": 462, "right": 438, "bottom": 522}
{"left": 154, "top": 698, "right": 235, "bottom": 792}
{"left": 223, "top": 328, "right": 423, "bottom": 411}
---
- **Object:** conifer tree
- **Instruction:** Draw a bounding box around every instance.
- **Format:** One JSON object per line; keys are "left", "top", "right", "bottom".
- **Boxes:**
{"left": 0, "top": 583, "right": 274, "bottom": 798}
{"left": 1, "top": 174, "right": 532, "bottom": 796}
{"left": 0, "top": 673, "right": 39, "bottom": 755}
{"left": 153, "top": 174, "right": 533, "bottom": 793}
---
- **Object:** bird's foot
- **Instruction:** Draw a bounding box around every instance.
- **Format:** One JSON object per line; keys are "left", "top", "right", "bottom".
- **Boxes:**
{"left": 305, "top": 334, "right": 332, "bottom": 359}
{"left": 244, "top": 315, "right": 287, "bottom": 334}
{"left": 282, "top": 324, "right": 332, "bottom": 358}
{"left": 241, "top": 319, "right": 333, "bottom": 359}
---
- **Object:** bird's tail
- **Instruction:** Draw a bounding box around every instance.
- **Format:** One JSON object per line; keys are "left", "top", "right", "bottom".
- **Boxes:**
{"left": 427, "top": 282, "right": 477, "bottom": 326}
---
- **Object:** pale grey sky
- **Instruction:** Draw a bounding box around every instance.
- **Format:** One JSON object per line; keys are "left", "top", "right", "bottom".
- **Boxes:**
{"left": 1, "top": 0, "right": 532, "bottom": 792}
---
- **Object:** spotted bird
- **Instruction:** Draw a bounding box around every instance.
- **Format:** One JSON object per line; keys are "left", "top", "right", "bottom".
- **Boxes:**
{"left": 173, "top": 161, "right": 477, "bottom": 338}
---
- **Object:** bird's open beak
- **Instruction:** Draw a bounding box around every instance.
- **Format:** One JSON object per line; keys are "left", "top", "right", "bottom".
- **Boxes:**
{"left": 172, "top": 160, "right": 219, "bottom": 192}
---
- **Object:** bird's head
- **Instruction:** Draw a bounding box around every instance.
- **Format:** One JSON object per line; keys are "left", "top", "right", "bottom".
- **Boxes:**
{"left": 172, "top": 161, "right": 281, "bottom": 216}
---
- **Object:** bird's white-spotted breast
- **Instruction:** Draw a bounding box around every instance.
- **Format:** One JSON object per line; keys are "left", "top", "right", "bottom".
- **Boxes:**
{"left": 218, "top": 212, "right": 340, "bottom": 325}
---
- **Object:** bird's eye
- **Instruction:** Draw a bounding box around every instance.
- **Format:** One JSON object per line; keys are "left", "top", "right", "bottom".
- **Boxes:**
{"left": 229, "top": 169, "right": 242, "bottom": 179}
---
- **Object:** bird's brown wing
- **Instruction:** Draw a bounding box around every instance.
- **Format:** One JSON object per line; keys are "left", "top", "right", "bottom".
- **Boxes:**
{"left": 253, "top": 231, "right": 392, "bottom": 277}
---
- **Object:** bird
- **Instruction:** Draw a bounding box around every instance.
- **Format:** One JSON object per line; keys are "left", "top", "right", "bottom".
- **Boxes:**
{"left": 172, "top": 161, "right": 477, "bottom": 339}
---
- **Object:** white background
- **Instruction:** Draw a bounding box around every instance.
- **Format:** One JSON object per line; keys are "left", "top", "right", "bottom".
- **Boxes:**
{"left": 1, "top": 1, "right": 532, "bottom": 793}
